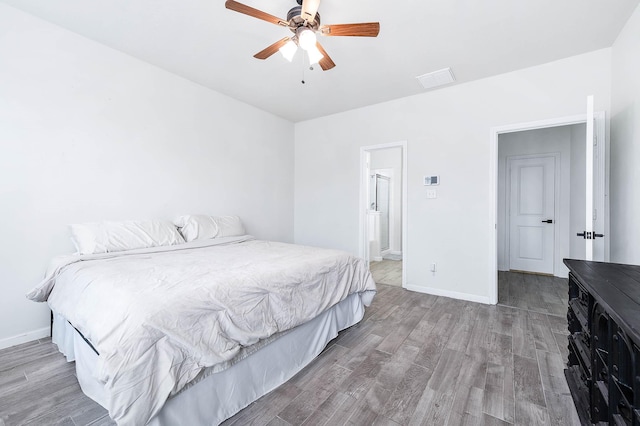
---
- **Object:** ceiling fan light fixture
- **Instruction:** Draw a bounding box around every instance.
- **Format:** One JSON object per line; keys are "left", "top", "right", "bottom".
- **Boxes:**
{"left": 297, "top": 27, "right": 317, "bottom": 51}
{"left": 225, "top": 0, "right": 380, "bottom": 71}
{"left": 307, "top": 45, "right": 324, "bottom": 65}
{"left": 279, "top": 39, "right": 298, "bottom": 62}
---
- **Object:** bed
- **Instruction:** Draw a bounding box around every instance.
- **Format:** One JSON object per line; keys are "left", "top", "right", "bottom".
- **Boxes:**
{"left": 27, "top": 231, "right": 376, "bottom": 426}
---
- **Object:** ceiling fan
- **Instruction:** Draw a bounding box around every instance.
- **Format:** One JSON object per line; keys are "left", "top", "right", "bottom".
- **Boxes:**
{"left": 225, "top": 0, "right": 380, "bottom": 70}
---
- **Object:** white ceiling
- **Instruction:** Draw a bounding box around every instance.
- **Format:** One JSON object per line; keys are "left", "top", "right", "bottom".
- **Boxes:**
{"left": 3, "top": 0, "right": 639, "bottom": 122}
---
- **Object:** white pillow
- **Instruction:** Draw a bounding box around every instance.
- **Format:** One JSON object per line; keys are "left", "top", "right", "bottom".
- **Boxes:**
{"left": 215, "top": 216, "right": 246, "bottom": 238}
{"left": 174, "top": 215, "right": 245, "bottom": 242}
{"left": 70, "top": 220, "right": 185, "bottom": 255}
{"left": 173, "top": 215, "right": 219, "bottom": 242}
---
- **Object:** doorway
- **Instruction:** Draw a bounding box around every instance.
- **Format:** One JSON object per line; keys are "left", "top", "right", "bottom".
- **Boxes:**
{"left": 359, "top": 141, "right": 407, "bottom": 288}
{"left": 490, "top": 110, "right": 608, "bottom": 306}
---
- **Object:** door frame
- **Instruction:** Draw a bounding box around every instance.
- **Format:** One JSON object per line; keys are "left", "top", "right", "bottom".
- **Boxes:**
{"left": 505, "top": 153, "right": 561, "bottom": 275}
{"left": 489, "top": 112, "right": 607, "bottom": 304}
{"left": 359, "top": 141, "right": 408, "bottom": 289}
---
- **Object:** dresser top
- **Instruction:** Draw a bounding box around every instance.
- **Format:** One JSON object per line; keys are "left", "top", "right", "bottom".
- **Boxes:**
{"left": 564, "top": 259, "right": 640, "bottom": 345}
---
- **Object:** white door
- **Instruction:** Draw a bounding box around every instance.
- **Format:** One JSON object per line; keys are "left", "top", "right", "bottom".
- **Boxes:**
{"left": 509, "top": 156, "right": 556, "bottom": 274}
{"left": 582, "top": 95, "right": 601, "bottom": 261}
{"left": 575, "top": 96, "right": 606, "bottom": 261}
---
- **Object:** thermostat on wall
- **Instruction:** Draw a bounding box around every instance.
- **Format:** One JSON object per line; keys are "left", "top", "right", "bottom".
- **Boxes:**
{"left": 423, "top": 175, "right": 439, "bottom": 186}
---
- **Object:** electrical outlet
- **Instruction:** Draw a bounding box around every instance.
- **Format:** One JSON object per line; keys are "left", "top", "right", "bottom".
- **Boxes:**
{"left": 426, "top": 190, "right": 437, "bottom": 199}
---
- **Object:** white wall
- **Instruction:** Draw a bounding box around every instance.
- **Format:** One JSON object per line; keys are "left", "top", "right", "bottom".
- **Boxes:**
{"left": 0, "top": 4, "right": 294, "bottom": 348}
{"left": 610, "top": 4, "right": 640, "bottom": 265}
{"left": 370, "top": 148, "right": 402, "bottom": 254}
{"left": 294, "top": 49, "right": 611, "bottom": 303}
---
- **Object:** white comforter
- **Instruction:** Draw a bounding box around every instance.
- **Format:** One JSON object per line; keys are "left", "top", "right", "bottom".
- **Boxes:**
{"left": 27, "top": 236, "right": 376, "bottom": 425}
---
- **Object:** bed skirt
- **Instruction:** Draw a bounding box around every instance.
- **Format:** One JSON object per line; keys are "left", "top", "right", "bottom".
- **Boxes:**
{"left": 52, "top": 291, "right": 366, "bottom": 425}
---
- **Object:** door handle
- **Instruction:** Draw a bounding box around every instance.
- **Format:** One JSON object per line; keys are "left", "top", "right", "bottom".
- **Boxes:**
{"left": 541, "top": 219, "right": 553, "bottom": 224}
{"left": 577, "top": 231, "right": 604, "bottom": 239}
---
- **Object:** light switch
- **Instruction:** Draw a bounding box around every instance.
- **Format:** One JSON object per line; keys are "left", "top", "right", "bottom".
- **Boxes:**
{"left": 426, "top": 190, "right": 437, "bottom": 199}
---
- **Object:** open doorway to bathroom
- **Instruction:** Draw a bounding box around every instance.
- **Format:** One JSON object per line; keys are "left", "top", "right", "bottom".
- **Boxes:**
{"left": 359, "top": 142, "right": 407, "bottom": 288}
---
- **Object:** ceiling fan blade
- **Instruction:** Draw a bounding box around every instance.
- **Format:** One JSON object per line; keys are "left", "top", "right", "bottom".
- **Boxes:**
{"left": 301, "top": 0, "right": 321, "bottom": 23}
{"left": 320, "top": 22, "right": 380, "bottom": 37}
{"left": 254, "top": 37, "right": 291, "bottom": 60}
{"left": 315, "top": 42, "right": 336, "bottom": 71}
{"left": 225, "top": 0, "right": 288, "bottom": 27}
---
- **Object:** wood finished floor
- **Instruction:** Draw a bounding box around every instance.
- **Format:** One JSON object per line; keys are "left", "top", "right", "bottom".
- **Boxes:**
{"left": 498, "top": 271, "right": 569, "bottom": 317}
{"left": 369, "top": 260, "right": 402, "bottom": 287}
{"left": 0, "top": 281, "right": 578, "bottom": 426}
{"left": 0, "top": 337, "right": 112, "bottom": 426}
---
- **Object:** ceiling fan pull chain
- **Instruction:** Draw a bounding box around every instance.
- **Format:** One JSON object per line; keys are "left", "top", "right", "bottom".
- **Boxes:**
{"left": 301, "top": 50, "right": 306, "bottom": 84}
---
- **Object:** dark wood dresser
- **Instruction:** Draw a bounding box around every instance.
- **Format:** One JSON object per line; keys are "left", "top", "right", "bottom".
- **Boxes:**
{"left": 564, "top": 259, "right": 640, "bottom": 425}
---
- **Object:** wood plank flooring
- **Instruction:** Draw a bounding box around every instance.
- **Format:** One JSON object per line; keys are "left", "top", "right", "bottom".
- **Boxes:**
{"left": 498, "top": 271, "right": 568, "bottom": 317}
{"left": 0, "top": 337, "right": 112, "bottom": 426}
{"left": 0, "top": 282, "right": 578, "bottom": 425}
{"left": 369, "top": 260, "right": 402, "bottom": 287}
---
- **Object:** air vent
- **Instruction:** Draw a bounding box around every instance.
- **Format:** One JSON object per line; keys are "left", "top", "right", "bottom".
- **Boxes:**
{"left": 416, "top": 67, "right": 455, "bottom": 90}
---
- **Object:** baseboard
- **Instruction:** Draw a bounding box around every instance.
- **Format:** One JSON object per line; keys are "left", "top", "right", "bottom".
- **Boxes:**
{"left": 383, "top": 251, "right": 403, "bottom": 261}
{"left": 404, "top": 284, "right": 492, "bottom": 305}
{"left": 371, "top": 256, "right": 383, "bottom": 262}
{"left": 0, "top": 326, "right": 50, "bottom": 350}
